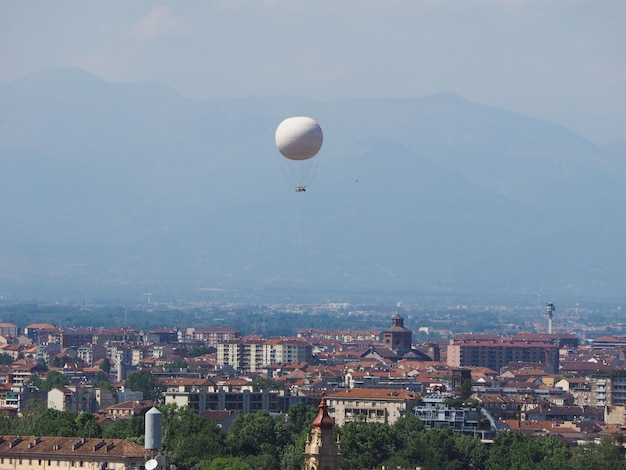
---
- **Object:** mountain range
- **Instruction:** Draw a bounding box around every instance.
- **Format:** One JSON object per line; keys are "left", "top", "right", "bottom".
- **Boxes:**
{"left": 0, "top": 68, "right": 624, "bottom": 304}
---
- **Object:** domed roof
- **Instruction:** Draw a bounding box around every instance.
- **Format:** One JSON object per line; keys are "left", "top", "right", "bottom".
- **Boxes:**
{"left": 311, "top": 396, "right": 334, "bottom": 430}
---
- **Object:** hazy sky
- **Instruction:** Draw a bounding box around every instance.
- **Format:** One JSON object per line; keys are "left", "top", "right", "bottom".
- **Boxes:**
{"left": 1, "top": 1, "right": 624, "bottom": 143}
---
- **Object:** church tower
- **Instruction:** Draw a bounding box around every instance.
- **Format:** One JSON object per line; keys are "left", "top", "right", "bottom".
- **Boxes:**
{"left": 383, "top": 313, "right": 413, "bottom": 356}
{"left": 303, "top": 395, "right": 342, "bottom": 470}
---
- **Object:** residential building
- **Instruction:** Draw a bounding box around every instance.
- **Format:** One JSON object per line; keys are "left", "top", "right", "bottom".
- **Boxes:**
{"left": 556, "top": 377, "right": 592, "bottom": 406}
{"left": 23, "top": 324, "right": 59, "bottom": 344}
{"left": 76, "top": 344, "right": 107, "bottom": 367}
{"left": 326, "top": 388, "right": 418, "bottom": 426}
{"left": 447, "top": 338, "right": 559, "bottom": 373}
{"left": 187, "top": 327, "right": 241, "bottom": 348}
{"left": 591, "top": 336, "right": 626, "bottom": 350}
{"left": 61, "top": 329, "right": 94, "bottom": 349}
{"left": 48, "top": 386, "right": 115, "bottom": 413}
{"left": 0, "top": 436, "right": 144, "bottom": 469}
{"left": 590, "top": 370, "right": 626, "bottom": 406}
{"left": 0, "top": 324, "right": 18, "bottom": 337}
{"left": 217, "top": 337, "right": 312, "bottom": 373}
{"left": 100, "top": 400, "right": 154, "bottom": 419}
{"left": 0, "top": 385, "right": 45, "bottom": 418}
{"left": 413, "top": 395, "right": 498, "bottom": 439}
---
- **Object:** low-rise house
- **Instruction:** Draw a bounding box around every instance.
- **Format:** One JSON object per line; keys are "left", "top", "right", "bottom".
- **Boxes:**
{"left": 101, "top": 400, "right": 154, "bottom": 419}
{"left": 0, "top": 435, "right": 144, "bottom": 469}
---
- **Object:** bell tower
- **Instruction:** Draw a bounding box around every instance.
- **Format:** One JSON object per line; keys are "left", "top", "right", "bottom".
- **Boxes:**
{"left": 383, "top": 313, "right": 413, "bottom": 356}
{"left": 303, "top": 395, "right": 342, "bottom": 470}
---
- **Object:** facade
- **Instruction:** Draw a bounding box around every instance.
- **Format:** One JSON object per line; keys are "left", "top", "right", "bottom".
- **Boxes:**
{"left": 326, "top": 388, "right": 418, "bottom": 426}
{"left": 0, "top": 385, "right": 45, "bottom": 418}
{"left": 590, "top": 370, "right": 626, "bottom": 407}
{"left": 0, "top": 324, "right": 18, "bottom": 337}
{"left": 263, "top": 338, "right": 313, "bottom": 367}
{"left": 76, "top": 344, "right": 107, "bottom": 367}
{"left": 101, "top": 400, "right": 154, "bottom": 419}
{"left": 413, "top": 395, "right": 498, "bottom": 439}
{"left": 591, "top": 336, "right": 626, "bottom": 350}
{"left": 298, "top": 328, "right": 381, "bottom": 343}
{"left": 0, "top": 436, "right": 144, "bottom": 470}
{"left": 556, "top": 377, "right": 592, "bottom": 406}
{"left": 217, "top": 337, "right": 312, "bottom": 373}
{"left": 23, "top": 324, "right": 59, "bottom": 344}
{"left": 48, "top": 386, "right": 115, "bottom": 413}
{"left": 304, "top": 396, "right": 342, "bottom": 470}
{"left": 160, "top": 377, "right": 284, "bottom": 413}
{"left": 447, "top": 339, "right": 559, "bottom": 373}
{"left": 189, "top": 327, "right": 241, "bottom": 348}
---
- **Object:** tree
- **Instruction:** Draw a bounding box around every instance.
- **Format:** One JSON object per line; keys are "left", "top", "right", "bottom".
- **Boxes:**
{"left": 42, "top": 370, "right": 70, "bottom": 393}
{"left": 75, "top": 411, "right": 103, "bottom": 438}
{"left": 207, "top": 457, "right": 253, "bottom": 470}
{"left": 486, "top": 432, "right": 571, "bottom": 470}
{"left": 26, "top": 408, "right": 79, "bottom": 436}
{"left": 226, "top": 410, "right": 290, "bottom": 460}
{"left": 286, "top": 402, "right": 317, "bottom": 435}
{"left": 571, "top": 436, "right": 626, "bottom": 470}
{"left": 103, "top": 415, "right": 145, "bottom": 442}
{"left": 453, "top": 434, "right": 488, "bottom": 470}
{"left": 0, "top": 353, "right": 13, "bottom": 365}
{"left": 160, "top": 404, "right": 226, "bottom": 470}
{"left": 458, "top": 378, "right": 474, "bottom": 399}
{"left": 124, "top": 371, "right": 163, "bottom": 402}
{"left": 338, "top": 418, "right": 397, "bottom": 469}
{"left": 93, "top": 359, "right": 111, "bottom": 383}
{"left": 389, "top": 414, "right": 425, "bottom": 466}
{"left": 188, "top": 345, "right": 210, "bottom": 357}
{"left": 418, "top": 427, "right": 464, "bottom": 470}
{"left": 251, "top": 376, "right": 284, "bottom": 391}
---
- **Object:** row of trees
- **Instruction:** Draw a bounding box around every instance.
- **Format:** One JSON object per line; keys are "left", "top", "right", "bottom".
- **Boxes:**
{"left": 1, "top": 400, "right": 623, "bottom": 470}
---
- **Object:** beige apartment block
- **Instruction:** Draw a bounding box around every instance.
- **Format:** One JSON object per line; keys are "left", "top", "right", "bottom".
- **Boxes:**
{"left": 326, "top": 388, "right": 418, "bottom": 426}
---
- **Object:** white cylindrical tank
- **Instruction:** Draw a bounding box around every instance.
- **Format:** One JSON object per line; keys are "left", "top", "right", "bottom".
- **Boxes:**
{"left": 144, "top": 407, "right": 162, "bottom": 450}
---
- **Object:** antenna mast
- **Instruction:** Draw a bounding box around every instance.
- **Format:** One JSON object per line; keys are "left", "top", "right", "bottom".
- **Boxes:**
{"left": 545, "top": 302, "right": 555, "bottom": 334}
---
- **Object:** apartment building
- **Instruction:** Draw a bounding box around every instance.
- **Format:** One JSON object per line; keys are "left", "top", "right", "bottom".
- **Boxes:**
{"left": 414, "top": 395, "right": 497, "bottom": 439}
{"left": 160, "top": 376, "right": 283, "bottom": 414}
{"left": 447, "top": 339, "right": 559, "bottom": 373}
{"left": 590, "top": 370, "right": 626, "bottom": 407}
{"left": 184, "top": 327, "right": 241, "bottom": 348}
{"left": 325, "top": 388, "right": 418, "bottom": 426}
{"left": 217, "top": 337, "right": 312, "bottom": 373}
{"left": 48, "top": 386, "right": 115, "bottom": 413}
{"left": 0, "top": 324, "right": 18, "bottom": 337}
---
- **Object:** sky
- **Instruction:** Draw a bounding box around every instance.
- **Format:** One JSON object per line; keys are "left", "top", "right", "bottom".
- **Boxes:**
{"left": 1, "top": 0, "right": 625, "bottom": 143}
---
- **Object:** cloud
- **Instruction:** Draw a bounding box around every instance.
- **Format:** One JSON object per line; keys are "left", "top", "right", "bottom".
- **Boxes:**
{"left": 131, "top": 6, "right": 185, "bottom": 40}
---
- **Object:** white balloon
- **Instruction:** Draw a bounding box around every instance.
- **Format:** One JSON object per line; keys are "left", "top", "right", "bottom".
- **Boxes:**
{"left": 275, "top": 116, "right": 323, "bottom": 161}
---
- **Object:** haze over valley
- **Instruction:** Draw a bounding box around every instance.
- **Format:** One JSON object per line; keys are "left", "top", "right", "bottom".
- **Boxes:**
{"left": 1, "top": 69, "right": 625, "bottom": 304}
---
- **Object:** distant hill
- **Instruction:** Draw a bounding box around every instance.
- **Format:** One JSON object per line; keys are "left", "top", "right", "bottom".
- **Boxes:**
{"left": 0, "top": 68, "right": 624, "bottom": 303}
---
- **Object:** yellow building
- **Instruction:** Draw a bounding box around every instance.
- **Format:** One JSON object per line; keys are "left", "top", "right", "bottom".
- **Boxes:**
{"left": 304, "top": 396, "right": 342, "bottom": 470}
